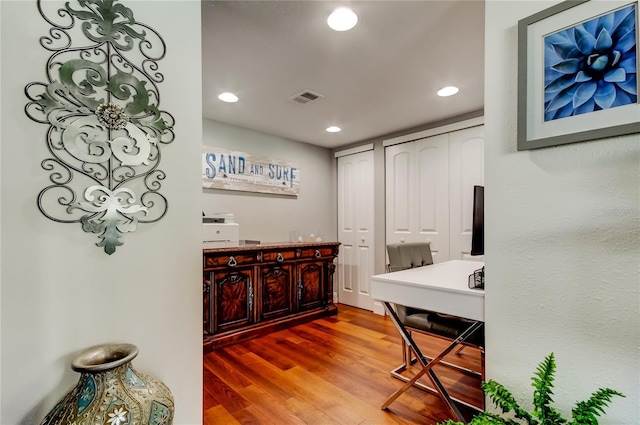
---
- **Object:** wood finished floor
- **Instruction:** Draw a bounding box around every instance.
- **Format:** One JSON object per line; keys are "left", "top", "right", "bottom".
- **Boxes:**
{"left": 203, "top": 304, "right": 483, "bottom": 425}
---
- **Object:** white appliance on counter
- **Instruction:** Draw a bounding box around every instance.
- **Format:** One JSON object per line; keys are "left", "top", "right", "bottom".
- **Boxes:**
{"left": 203, "top": 213, "right": 239, "bottom": 248}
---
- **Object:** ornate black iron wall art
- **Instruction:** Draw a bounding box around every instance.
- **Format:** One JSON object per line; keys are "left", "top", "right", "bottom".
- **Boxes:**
{"left": 25, "top": 0, "right": 175, "bottom": 255}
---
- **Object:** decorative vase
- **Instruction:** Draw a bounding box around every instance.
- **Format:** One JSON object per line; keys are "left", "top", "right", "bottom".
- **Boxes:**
{"left": 41, "top": 343, "right": 174, "bottom": 425}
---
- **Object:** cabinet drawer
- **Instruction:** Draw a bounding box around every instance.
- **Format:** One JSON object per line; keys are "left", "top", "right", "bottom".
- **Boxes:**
{"left": 262, "top": 249, "right": 296, "bottom": 263}
{"left": 204, "top": 253, "right": 256, "bottom": 269}
{"left": 299, "top": 247, "right": 335, "bottom": 259}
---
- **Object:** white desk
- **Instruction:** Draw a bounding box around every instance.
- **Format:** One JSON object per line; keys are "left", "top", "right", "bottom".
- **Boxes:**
{"left": 370, "top": 260, "right": 485, "bottom": 422}
{"left": 370, "top": 260, "right": 484, "bottom": 320}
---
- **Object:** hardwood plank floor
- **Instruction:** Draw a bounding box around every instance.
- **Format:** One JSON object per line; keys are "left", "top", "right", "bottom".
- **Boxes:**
{"left": 203, "top": 304, "right": 483, "bottom": 425}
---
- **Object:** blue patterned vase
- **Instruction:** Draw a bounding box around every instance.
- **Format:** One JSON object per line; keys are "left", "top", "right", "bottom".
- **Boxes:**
{"left": 40, "top": 343, "right": 174, "bottom": 425}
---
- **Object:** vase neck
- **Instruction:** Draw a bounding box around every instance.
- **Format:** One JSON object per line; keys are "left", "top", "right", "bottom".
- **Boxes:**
{"left": 72, "top": 343, "right": 139, "bottom": 373}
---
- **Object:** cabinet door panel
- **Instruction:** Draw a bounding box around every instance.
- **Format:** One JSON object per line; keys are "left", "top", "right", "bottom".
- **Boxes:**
{"left": 297, "top": 261, "right": 325, "bottom": 311}
{"left": 259, "top": 264, "right": 293, "bottom": 321}
{"left": 212, "top": 269, "right": 253, "bottom": 333}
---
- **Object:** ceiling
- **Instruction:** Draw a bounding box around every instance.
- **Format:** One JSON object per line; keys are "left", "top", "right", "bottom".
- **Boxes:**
{"left": 201, "top": 1, "right": 485, "bottom": 149}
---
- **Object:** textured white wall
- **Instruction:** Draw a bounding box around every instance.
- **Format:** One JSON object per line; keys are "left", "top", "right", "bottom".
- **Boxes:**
{"left": 202, "top": 119, "right": 337, "bottom": 243}
{"left": 0, "top": 2, "right": 3, "bottom": 418}
{"left": 485, "top": 1, "right": 639, "bottom": 423}
{"left": 1, "top": 1, "right": 203, "bottom": 424}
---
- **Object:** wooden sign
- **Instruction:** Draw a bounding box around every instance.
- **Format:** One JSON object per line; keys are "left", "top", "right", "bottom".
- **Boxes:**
{"left": 202, "top": 147, "right": 300, "bottom": 196}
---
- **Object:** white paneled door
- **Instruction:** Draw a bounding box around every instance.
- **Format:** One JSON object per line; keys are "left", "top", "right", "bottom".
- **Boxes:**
{"left": 449, "top": 125, "right": 485, "bottom": 260}
{"left": 415, "top": 135, "right": 450, "bottom": 262}
{"left": 386, "top": 134, "right": 450, "bottom": 262}
{"left": 385, "top": 124, "right": 484, "bottom": 263}
{"left": 337, "top": 150, "right": 375, "bottom": 310}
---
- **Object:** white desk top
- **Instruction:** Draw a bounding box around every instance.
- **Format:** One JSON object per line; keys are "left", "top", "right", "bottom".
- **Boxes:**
{"left": 370, "top": 260, "right": 485, "bottom": 321}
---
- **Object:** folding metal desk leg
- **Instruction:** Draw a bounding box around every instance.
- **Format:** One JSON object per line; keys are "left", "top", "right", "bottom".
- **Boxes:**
{"left": 380, "top": 302, "right": 483, "bottom": 422}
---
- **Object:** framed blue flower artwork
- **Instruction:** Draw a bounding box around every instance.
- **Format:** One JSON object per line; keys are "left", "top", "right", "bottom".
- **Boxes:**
{"left": 518, "top": 0, "right": 640, "bottom": 150}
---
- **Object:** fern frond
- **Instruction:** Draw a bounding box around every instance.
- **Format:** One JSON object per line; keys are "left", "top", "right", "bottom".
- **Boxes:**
{"left": 542, "top": 407, "right": 568, "bottom": 425}
{"left": 531, "top": 352, "right": 559, "bottom": 422}
{"left": 483, "top": 380, "right": 535, "bottom": 423}
{"left": 472, "top": 412, "right": 524, "bottom": 425}
{"left": 436, "top": 354, "right": 624, "bottom": 425}
{"left": 571, "top": 388, "right": 625, "bottom": 425}
{"left": 441, "top": 410, "right": 527, "bottom": 425}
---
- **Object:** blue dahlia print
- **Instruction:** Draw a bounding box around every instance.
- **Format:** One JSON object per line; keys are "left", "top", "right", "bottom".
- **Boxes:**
{"left": 544, "top": 4, "right": 637, "bottom": 121}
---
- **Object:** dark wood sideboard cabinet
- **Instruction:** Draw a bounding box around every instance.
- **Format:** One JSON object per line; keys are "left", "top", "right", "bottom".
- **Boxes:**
{"left": 203, "top": 242, "right": 340, "bottom": 351}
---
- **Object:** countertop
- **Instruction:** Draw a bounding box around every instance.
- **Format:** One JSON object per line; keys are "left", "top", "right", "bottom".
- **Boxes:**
{"left": 203, "top": 241, "right": 340, "bottom": 253}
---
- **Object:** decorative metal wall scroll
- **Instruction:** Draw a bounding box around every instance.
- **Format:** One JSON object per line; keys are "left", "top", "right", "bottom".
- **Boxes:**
{"left": 25, "top": 0, "right": 175, "bottom": 255}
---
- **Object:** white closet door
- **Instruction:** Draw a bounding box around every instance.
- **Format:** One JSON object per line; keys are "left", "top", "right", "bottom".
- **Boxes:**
{"left": 415, "top": 134, "right": 450, "bottom": 262}
{"left": 337, "top": 150, "right": 375, "bottom": 310}
{"left": 385, "top": 135, "right": 449, "bottom": 262}
{"left": 449, "top": 125, "right": 484, "bottom": 260}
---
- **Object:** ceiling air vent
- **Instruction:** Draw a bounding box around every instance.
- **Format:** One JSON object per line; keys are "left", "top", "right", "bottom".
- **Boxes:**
{"left": 289, "top": 89, "right": 324, "bottom": 105}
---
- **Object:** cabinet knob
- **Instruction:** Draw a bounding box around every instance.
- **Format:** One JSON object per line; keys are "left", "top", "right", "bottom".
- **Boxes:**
{"left": 400, "top": 238, "right": 405, "bottom": 243}
{"left": 276, "top": 252, "right": 284, "bottom": 262}
{"left": 228, "top": 256, "right": 237, "bottom": 267}
{"left": 314, "top": 250, "right": 321, "bottom": 258}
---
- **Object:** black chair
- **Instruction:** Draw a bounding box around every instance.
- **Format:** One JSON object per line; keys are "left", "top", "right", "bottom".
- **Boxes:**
{"left": 386, "top": 243, "right": 485, "bottom": 411}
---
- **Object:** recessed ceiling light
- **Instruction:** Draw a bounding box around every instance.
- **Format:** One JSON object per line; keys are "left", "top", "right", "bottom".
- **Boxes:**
{"left": 326, "top": 126, "right": 341, "bottom": 133}
{"left": 218, "top": 92, "right": 238, "bottom": 103}
{"left": 327, "top": 7, "right": 358, "bottom": 31}
{"left": 437, "top": 86, "right": 459, "bottom": 97}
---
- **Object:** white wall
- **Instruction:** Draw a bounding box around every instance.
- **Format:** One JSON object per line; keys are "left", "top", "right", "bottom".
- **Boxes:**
{"left": 0, "top": 1, "right": 3, "bottom": 418}
{"left": 203, "top": 119, "right": 336, "bottom": 243}
{"left": 1, "top": 2, "right": 203, "bottom": 424}
{"left": 485, "top": 1, "right": 639, "bottom": 423}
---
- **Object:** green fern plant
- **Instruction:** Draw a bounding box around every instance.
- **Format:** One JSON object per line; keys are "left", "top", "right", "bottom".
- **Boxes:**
{"left": 439, "top": 353, "right": 624, "bottom": 425}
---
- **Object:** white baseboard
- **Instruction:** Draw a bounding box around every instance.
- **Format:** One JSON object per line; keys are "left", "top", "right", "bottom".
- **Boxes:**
{"left": 334, "top": 295, "right": 385, "bottom": 316}
{"left": 372, "top": 301, "right": 386, "bottom": 316}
